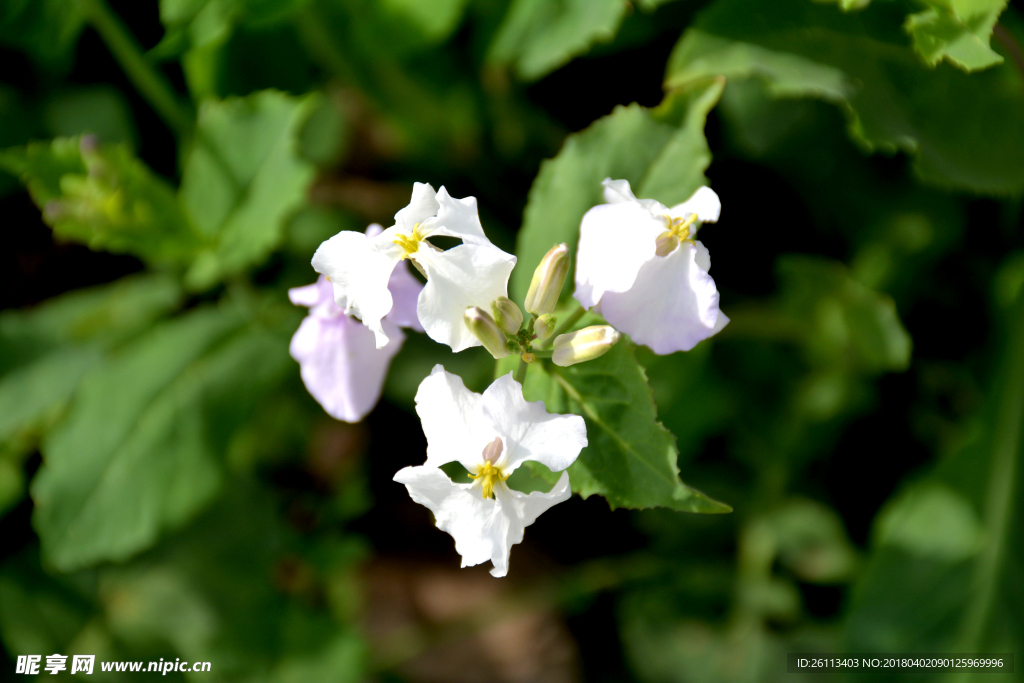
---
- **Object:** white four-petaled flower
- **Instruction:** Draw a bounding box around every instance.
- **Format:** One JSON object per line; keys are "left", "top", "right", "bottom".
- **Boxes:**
{"left": 289, "top": 224, "right": 424, "bottom": 422}
{"left": 394, "top": 365, "right": 587, "bottom": 577}
{"left": 574, "top": 178, "right": 729, "bottom": 354}
{"left": 312, "top": 183, "right": 516, "bottom": 352}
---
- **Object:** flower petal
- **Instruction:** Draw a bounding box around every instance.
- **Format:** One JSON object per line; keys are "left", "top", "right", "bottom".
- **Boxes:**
{"left": 573, "top": 202, "right": 663, "bottom": 310}
{"left": 394, "top": 466, "right": 510, "bottom": 572}
{"left": 393, "top": 466, "right": 571, "bottom": 578}
{"left": 479, "top": 372, "right": 587, "bottom": 474}
{"left": 600, "top": 240, "right": 725, "bottom": 354}
{"left": 490, "top": 472, "right": 571, "bottom": 577}
{"left": 415, "top": 365, "right": 486, "bottom": 470}
{"left": 602, "top": 177, "right": 638, "bottom": 204}
{"left": 312, "top": 230, "right": 398, "bottom": 348}
{"left": 420, "top": 186, "right": 491, "bottom": 246}
{"left": 669, "top": 186, "right": 721, "bottom": 225}
{"left": 288, "top": 281, "right": 325, "bottom": 309}
{"left": 290, "top": 313, "right": 403, "bottom": 422}
{"left": 394, "top": 182, "right": 440, "bottom": 232}
{"left": 386, "top": 260, "right": 424, "bottom": 331}
{"left": 415, "top": 244, "right": 516, "bottom": 353}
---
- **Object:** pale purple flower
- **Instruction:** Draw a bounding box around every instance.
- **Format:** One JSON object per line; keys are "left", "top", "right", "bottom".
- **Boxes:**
{"left": 290, "top": 226, "right": 424, "bottom": 422}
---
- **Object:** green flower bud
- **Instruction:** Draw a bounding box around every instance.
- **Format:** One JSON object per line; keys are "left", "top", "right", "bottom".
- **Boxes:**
{"left": 464, "top": 307, "right": 510, "bottom": 359}
{"left": 552, "top": 325, "right": 620, "bottom": 367}
{"left": 524, "top": 243, "right": 570, "bottom": 316}
{"left": 535, "top": 314, "right": 556, "bottom": 340}
{"left": 491, "top": 296, "right": 524, "bottom": 335}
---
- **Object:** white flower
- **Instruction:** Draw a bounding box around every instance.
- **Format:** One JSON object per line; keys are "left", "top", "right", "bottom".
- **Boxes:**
{"left": 312, "top": 183, "right": 516, "bottom": 351}
{"left": 394, "top": 365, "right": 587, "bottom": 577}
{"left": 574, "top": 178, "right": 729, "bottom": 354}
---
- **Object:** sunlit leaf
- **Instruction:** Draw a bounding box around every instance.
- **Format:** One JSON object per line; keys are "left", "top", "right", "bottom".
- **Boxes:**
{"left": 31, "top": 303, "right": 292, "bottom": 571}
{"left": 488, "top": 0, "right": 629, "bottom": 81}
{"left": 180, "top": 90, "right": 317, "bottom": 289}
{"left": 510, "top": 79, "right": 723, "bottom": 303}
{"left": 666, "top": 0, "right": 1024, "bottom": 194}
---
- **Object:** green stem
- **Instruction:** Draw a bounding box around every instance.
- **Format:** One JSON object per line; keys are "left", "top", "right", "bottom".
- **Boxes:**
{"left": 513, "top": 357, "right": 529, "bottom": 384}
{"left": 80, "top": 0, "right": 192, "bottom": 136}
{"left": 956, "top": 290, "right": 1024, "bottom": 658}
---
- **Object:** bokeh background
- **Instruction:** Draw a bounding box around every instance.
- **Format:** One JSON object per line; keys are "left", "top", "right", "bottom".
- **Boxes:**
{"left": 1, "top": 0, "right": 1023, "bottom": 681}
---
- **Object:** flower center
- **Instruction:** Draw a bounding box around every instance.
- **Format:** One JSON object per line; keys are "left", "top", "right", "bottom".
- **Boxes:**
{"left": 392, "top": 223, "right": 426, "bottom": 260}
{"left": 468, "top": 436, "right": 508, "bottom": 499}
{"left": 655, "top": 213, "right": 698, "bottom": 257}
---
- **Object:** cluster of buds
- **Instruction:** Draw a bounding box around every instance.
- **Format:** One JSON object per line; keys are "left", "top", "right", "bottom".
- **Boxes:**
{"left": 464, "top": 243, "right": 619, "bottom": 368}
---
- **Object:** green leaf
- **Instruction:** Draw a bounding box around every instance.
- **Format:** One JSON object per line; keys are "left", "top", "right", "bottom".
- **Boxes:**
{"left": 665, "top": 0, "right": 1024, "bottom": 194}
{"left": 845, "top": 284, "right": 1024, "bottom": 655}
{"left": 0, "top": 138, "right": 202, "bottom": 266}
{"left": 0, "top": 550, "right": 92, "bottom": 657}
{"left": 487, "top": 0, "right": 630, "bottom": 81}
{"left": 510, "top": 80, "right": 723, "bottom": 303}
{"left": 43, "top": 87, "right": 137, "bottom": 148}
{"left": 31, "top": 304, "right": 292, "bottom": 571}
{"left": 0, "top": 0, "right": 86, "bottom": 71}
{"left": 500, "top": 341, "right": 732, "bottom": 513}
{"left": 905, "top": 0, "right": 1007, "bottom": 72}
{"left": 775, "top": 255, "right": 912, "bottom": 374}
{"left": 375, "top": 0, "right": 471, "bottom": 44}
{"left": 0, "top": 274, "right": 182, "bottom": 449}
{"left": 180, "top": 90, "right": 317, "bottom": 289}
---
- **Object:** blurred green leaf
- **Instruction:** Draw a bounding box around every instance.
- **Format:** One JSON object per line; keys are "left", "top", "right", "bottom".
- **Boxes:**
{"left": 0, "top": 550, "right": 92, "bottom": 657}
{"left": 666, "top": 0, "right": 1024, "bottom": 194}
{"left": 844, "top": 282, "right": 1024, "bottom": 659}
{"left": 95, "top": 482, "right": 365, "bottom": 680}
{"left": 181, "top": 90, "right": 317, "bottom": 289}
{"left": 510, "top": 79, "right": 723, "bottom": 303}
{"left": 0, "top": 138, "right": 202, "bottom": 267}
{"left": 31, "top": 302, "right": 292, "bottom": 571}
{"left": 500, "top": 340, "right": 732, "bottom": 513}
{"left": 0, "top": 0, "right": 86, "bottom": 70}
{"left": 905, "top": 0, "right": 1007, "bottom": 72}
{"left": 43, "top": 87, "right": 137, "bottom": 148}
{"left": 374, "top": 0, "right": 470, "bottom": 44}
{"left": 488, "top": 0, "right": 629, "bottom": 81}
{"left": 0, "top": 275, "right": 182, "bottom": 470}
{"left": 775, "top": 255, "right": 912, "bottom": 374}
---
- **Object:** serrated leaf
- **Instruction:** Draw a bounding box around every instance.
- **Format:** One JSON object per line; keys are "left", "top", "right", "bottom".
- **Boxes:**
{"left": 0, "top": 138, "right": 202, "bottom": 266}
{"left": 487, "top": 0, "right": 629, "bottom": 81}
{"left": 31, "top": 304, "right": 291, "bottom": 571}
{"left": 499, "top": 342, "right": 731, "bottom": 513}
{"left": 665, "top": 0, "right": 1024, "bottom": 194}
{"left": 180, "top": 90, "right": 317, "bottom": 289}
{"left": 510, "top": 80, "right": 723, "bottom": 303}
{"left": 906, "top": 0, "right": 1007, "bottom": 72}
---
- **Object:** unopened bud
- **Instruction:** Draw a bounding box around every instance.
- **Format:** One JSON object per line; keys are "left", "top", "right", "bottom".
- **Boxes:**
{"left": 524, "top": 243, "right": 569, "bottom": 315}
{"left": 552, "top": 325, "right": 620, "bottom": 367}
{"left": 535, "top": 314, "right": 556, "bottom": 340}
{"left": 491, "top": 296, "right": 523, "bottom": 335}
{"left": 464, "top": 307, "right": 509, "bottom": 359}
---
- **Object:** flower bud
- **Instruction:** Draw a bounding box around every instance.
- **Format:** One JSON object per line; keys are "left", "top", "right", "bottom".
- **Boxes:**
{"left": 524, "top": 243, "right": 570, "bottom": 316}
{"left": 534, "top": 314, "right": 556, "bottom": 340}
{"left": 464, "top": 307, "right": 510, "bottom": 359}
{"left": 552, "top": 325, "right": 620, "bottom": 367}
{"left": 491, "top": 296, "right": 523, "bottom": 335}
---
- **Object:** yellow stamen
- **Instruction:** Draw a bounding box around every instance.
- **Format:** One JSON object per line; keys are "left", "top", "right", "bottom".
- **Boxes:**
{"left": 469, "top": 461, "right": 509, "bottom": 499}
{"left": 392, "top": 223, "right": 426, "bottom": 260}
{"left": 655, "top": 214, "right": 699, "bottom": 257}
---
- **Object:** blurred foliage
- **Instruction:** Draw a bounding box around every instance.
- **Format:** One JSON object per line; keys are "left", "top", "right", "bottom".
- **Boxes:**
{"left": 1, "top": 0, "right": 1023, "bottom": 681}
